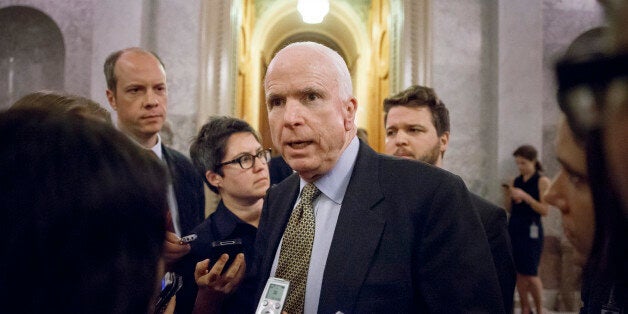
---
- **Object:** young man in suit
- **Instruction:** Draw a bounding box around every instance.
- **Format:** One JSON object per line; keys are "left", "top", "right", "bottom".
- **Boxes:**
{"left": 383, "top": 84, "right": 516, "bottom": 313}
{"left": 252, "top": 41, "right": 504, "bottom": 313}
{"left": 104, "top": 47, "right": 205, "bottom": 268}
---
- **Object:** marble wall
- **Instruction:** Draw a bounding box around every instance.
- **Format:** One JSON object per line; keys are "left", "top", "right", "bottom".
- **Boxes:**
{"left": 0, "top": 0, "right": 93, "bottom": 108}
{"left": 432, "top": 0, "right": 500, "bottom": 200}
{"left": 540, "top": 0, "right": 604, "bottom": 178}
{"left": 0, "top": 0, "right": 605, "bottom": 173}
{"left": 149, "top": 0, "right": 204, "bottom": 153}
{"left": 427, "top": 0, "right": 603, "bottom": 205}
{"left": 1, "top": 0, "right": 204, "bottom": 154}
{"left": 0, "top": 6, "right": 64, "bottom": 109}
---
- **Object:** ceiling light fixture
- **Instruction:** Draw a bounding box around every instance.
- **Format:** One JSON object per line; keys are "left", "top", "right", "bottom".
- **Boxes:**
{"left": 297, "top": 0, "right": 330, "bottom": 24}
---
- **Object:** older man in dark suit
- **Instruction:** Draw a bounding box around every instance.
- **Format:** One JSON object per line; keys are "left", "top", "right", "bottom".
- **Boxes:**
{"left": 252, "top": 41, "right": 504, "bottom": 313}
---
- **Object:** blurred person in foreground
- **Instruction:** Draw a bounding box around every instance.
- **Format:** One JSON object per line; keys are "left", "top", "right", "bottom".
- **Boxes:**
{"left": 553, "top": 21, "right": 627, "bottom": 312}
{"left": 10, "top": 89, "right": 112, "bottom": 123}
{"left": 252, "top": 41, "right": 502, "bottom": 313}
{"left": 383, "top": 84, "right": 515, "bottom": 313}
{"left": 0, "top": 106, "right": 168, "bottom": 313}
{"left": 599, "top": 0, "right": 628, "bottom": 216}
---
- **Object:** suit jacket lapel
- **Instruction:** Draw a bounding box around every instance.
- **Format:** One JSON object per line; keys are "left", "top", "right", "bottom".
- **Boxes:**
{"left": 268, "top": 174, "right": 300, "bottom": 250}
{"left": 160, "top": 144, "right": 176, "bottom": 186}
{"left": 318, "top": 143, "right": 386, "bottom": 313}
{"left": 160, "top": 145, "right": 182, "bottom": 225}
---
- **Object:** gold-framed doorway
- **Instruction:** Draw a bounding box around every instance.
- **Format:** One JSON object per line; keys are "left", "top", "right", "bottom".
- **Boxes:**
{"left": 234, "top": 0, "right": 391, "bottom": 153}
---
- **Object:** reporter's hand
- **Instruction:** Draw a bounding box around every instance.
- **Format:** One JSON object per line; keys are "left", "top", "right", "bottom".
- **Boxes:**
{"left": 163, "top": 295, "right": 176, "bottom": 314}
{"left": 196, "top": 253, "right": 245, "bottom": 295}
{"left": 191, "top": 254, "right": 246, "bottom": 314}
{"left": 162, "top": 231, "right": 191, "bottom": 268}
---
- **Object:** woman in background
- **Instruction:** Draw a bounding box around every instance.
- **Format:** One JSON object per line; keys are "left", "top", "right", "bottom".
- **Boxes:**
{"left": 505, "top": 144, "right": 550, "bottom": 314}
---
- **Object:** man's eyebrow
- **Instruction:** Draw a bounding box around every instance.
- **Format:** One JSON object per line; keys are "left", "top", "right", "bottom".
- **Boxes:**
{"left": 299, "top": 86, "right": 326, "bottom": 96}
{"left": 300, "top": 87, "right": 320, "bottom": 93}
{"left": 265, "top": 92, "right": 282, "bottom": 101}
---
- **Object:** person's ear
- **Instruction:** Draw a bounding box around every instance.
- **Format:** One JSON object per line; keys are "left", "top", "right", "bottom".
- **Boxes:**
{"left": 106, "top": 89, "right": 117, "bottom": 111}
{"left": 440, "top": 131, "right": 450, "bottom": 154}
{"left": 206, "top": 170, "right": 223, "bottom": 189}
{"left": 344, "top": 97, "right": 358, "bottom": 131}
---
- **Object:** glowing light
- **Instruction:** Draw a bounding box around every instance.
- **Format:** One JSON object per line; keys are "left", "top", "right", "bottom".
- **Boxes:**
{"left": 297, "top": 0, "right": 330, "bottom": 24}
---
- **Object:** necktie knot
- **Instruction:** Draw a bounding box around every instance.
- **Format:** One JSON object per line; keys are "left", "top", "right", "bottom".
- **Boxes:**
{"left": 300, "top": 183, "right": 321, "bottom": 205}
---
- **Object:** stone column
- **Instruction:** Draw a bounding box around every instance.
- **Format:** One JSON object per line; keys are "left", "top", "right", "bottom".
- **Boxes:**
{"left": 89, "top": 0, "right": 145, "bottom": 115}
{"left": 495, "top": 0, "right": 544, "bottom": 188}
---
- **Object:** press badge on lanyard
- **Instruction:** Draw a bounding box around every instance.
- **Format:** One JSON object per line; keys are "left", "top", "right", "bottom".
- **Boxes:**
{"left": 529, "top": 222, "right": 539, "bottom": 239}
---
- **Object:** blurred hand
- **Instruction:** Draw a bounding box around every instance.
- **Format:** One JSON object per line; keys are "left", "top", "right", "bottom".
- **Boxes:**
{"left": 163, "top": 295, "right": 176, "bottom": 314}
{"left": 163, "top": 231, "right": 191, "bottom": 269}
{"left": 510, "top": 187, "right": 527, "bottom": 203}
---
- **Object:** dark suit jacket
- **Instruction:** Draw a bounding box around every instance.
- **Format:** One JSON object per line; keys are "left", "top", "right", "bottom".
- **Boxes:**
{"left": 471, "top": 194, "right": 516, "bottom": 313}
{"left": 252, "top": 143, "right": 504, "bottom": 313}
{"left": 162, "top": 145, "right": 205, "bottom": 235}
{"left": 269, "top": 155, "right": 293, "bottom": 185}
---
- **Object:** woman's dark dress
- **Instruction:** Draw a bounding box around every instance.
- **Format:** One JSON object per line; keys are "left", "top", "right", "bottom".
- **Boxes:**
{"left": 508, "top": 171, "right": 544, "bottom": 275}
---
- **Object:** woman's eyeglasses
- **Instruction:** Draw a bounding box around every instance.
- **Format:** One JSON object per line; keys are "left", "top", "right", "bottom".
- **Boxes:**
{"left": 217, "top": 148, "right": 272, "bottom": 169}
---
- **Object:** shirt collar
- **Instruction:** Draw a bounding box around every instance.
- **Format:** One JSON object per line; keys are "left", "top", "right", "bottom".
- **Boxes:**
{"left": 300, "top": 136, "right": 359, "bottom": 205}
{"left": 122, "top": 131, "right": 163, "bottom": 160}
{"left": 213, "top": 200, "right": 253, "bottom": 238}
{"left": 149, "top": 133, "right": 163, "bottom": 160}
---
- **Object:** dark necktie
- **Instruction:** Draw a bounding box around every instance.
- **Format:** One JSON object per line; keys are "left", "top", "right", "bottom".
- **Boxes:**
{"left": 275, "top": 183, "right": 321, "bottom": 314}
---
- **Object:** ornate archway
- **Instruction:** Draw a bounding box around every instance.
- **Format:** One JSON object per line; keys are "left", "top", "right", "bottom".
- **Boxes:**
{"left": 236, "top": 0, "right": 390, "bottom": 151}
{"left": 0, "top": 6, "right": 64, "bottom": 109}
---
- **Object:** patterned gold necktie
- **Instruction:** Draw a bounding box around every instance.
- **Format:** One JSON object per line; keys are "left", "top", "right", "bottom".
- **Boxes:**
{"left": 275, "top": 183, "right": 321, "bottom": 314}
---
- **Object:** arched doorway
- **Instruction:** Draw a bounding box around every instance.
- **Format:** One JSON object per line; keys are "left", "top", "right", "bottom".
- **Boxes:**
{"left": 235, "top": 0, "right": 390, "bottom": 152}
{"left": 0, "top": 6, "right": 64, "bottom": 109}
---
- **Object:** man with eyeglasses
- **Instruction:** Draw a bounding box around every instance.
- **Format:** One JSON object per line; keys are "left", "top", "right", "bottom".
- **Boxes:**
{"left": 176, "top": 116, "right": 272, "bottom": 313}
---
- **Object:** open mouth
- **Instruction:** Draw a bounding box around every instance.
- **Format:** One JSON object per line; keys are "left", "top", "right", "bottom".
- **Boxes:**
{"left": 288, "top": 141, "right": 312, "bottom": 149}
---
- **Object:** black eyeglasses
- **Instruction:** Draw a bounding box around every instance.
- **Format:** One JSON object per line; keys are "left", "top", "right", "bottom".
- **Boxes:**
{"left": 217, "top": 148, "right": 272, "bottom": 170}
{"left": 555, "top": 53, "right": 628, "bottom": 140}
